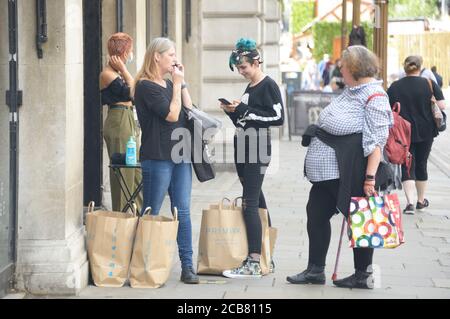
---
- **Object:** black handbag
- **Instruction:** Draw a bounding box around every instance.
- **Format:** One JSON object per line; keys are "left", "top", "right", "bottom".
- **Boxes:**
{"left": 183, "top": 106, "right": 220, "bottom": 182}
{"left": 375, "top": 161, "right": 394, "bottom": 191}
{"left": 190, "top": 138, "right": 216, "bottom": 182}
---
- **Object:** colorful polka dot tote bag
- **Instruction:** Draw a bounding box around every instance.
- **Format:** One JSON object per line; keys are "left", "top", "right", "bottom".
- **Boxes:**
{"left": 348, "top": 194, "right": 405, "bottom": 249}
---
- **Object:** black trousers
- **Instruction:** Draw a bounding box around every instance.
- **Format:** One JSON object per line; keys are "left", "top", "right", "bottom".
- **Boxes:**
{"left": 307, "top": 179, "right": 373, "bottom": 271}
{"left": 401, "top": 139, "right": 434, "bottom": 182}
{"left": 235, "top": 162, "right": 272, "bottom": 255}
{"left": 234, "top": 132, "right": 271, "bottom": 255}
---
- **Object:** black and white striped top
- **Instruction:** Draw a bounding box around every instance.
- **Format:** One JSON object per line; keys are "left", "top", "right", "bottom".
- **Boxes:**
{"left": 226, "top": 76, "right": 285, "bottom": 130}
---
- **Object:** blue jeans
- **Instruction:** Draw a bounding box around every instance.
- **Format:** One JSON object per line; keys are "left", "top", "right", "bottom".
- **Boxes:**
{"left": 141, "top": 160, "right": 193, "bottom": 269}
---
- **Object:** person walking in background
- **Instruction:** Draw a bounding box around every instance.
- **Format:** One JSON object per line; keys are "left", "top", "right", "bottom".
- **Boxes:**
{"left": 321, "top": 61, "right": 332, "bottom": 88}
{"left": 322, "top": 77, "right": 339, "bottom": 93}
{"left": 398, "top": 56, "right": 438, "bottom": 85}
{"left": 220, "top": 38, "right": 284, "bottom": 279}
{"left": 349, "top": 25, "right": 367, "bottom": 47}
{"left": 431, "top": 66, "right": 443, "bottom": 89}
{"left": 387, "top": 56, "right": 447, "bottom": 215}
{"left": 318, "top": 54, "right": 330, "bottom": 82}
{"left": 331, "top": 59, "right": 345, "bottom": 90}
{"left": 301, "top": 55, "right": 319, "bottom": 90}
{"left": 133, "top": 37, "right": 199, "bottom": 284}
{"left": 100, "top": 32, "right": 142, "bottom": 212}
{"left": 287, "top": 45, "right": 393, "bottom": 289}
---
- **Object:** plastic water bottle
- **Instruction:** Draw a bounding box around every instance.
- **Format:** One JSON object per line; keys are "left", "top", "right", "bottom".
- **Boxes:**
{"left": 126, "top": 136, "right": 137, "bottom": 166}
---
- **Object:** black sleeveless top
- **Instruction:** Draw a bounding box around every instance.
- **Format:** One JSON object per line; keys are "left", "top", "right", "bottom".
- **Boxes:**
{"left": 101, "top": 76, "right": 133, "bottom": 106}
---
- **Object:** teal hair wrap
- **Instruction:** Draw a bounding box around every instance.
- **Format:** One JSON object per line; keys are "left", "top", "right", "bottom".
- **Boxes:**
{"left": 229, "top": 38, "right": 262, "bottom": 71}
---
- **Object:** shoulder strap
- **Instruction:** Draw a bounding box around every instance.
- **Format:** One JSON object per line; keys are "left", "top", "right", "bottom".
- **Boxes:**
{"left": 366, "top": 93, "right": 386, "bottom": 104}
{"left": 391, "top": 101, "right": 401, "bottom": 113}
{"left": 426, "top": 78, "right": 437, "bottom": 102}
{"left": 426, "top": 78, "right": 434, "bottom": 94}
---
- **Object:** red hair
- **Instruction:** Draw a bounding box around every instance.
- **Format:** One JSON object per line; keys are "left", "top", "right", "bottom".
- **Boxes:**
{"left": 107, "top": 32, "right": 133, "bottom": 56}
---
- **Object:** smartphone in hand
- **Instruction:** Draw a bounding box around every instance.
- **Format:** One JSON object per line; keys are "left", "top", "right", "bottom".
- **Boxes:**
{"left": 218, "top": 98, "right": 232, "bottom": 105}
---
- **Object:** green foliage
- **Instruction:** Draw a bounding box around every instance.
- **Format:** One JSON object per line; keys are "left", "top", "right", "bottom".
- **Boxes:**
{"left": 388, "top": 0, "right": 439, "bottom": 19}
{"left": 291, "top": 0, "right": 315, "bottom": 34}
{"left": 311, "top": 21, "right": 373, "bottom": 62}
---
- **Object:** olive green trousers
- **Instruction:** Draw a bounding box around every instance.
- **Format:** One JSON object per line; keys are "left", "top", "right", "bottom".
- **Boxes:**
{"left": 103, "top": 107, "right": 143, "bottom": 212}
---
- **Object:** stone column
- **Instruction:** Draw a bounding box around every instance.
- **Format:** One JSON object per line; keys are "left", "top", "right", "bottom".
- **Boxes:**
{"left": 199, "top": 0, "right": 282, "bottom": 110}
{"left": 147, "top": 0, "right": 162, "bottom": 40}
{"left": 182, "top": 0, "right": 202, "bottom": 104}
{"left": 146, "top": 0, "right": 182, "bottom": 49}
{"left": 14, "top": 0, "right": 88, "bottom": 295}
{"left": 102, "top": 0, "right": 147, "bottom": 75}
{"left": 197, "top": 0, "right": 282, "bottom": 169}
{"left": 123, "top": 0, "right": 147, "bottom": 74}
{"left": 261, "top": 0, "right": 282, "bottom": 84}
{"left": 201, "top": 0, "right": 263, "bottom": 112}
{"left": 167, "top": 0, "right": 183, "bottom": 57}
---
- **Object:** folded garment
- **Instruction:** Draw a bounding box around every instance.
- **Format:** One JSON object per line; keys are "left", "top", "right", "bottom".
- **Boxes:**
{"left": 111, "top": 153, "right": 126, "bottom": 165}
{"left": 301, "top": 124, "right": 318, "bottom": 147}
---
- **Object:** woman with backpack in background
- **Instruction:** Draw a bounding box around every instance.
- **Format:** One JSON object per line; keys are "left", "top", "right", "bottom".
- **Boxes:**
{"left": 387, "top": 55, "right": 447, "bottom": 215}
{"left": 287, "top": 45, "right": 393, "bottom": 289}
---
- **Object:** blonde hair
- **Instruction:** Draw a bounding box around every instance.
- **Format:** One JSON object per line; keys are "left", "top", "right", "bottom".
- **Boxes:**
{"left": 341, "top": 45, "right": 379, "bottom": 81}
{"left": 133, "top": 37, "right": 175, "bottom": 95}
{"left": 403, "top": 55, "right": 422, "bottom": 75}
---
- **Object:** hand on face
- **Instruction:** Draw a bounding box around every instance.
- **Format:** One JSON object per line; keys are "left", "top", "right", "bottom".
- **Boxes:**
{"left": 172, "top": 62, "right": 184, "bottom": 73}
{"left": 171, "top": 63, "right": 185, "bottom": 85}
{"left": 109, "top": 55, "right": 126, "bottom": 73}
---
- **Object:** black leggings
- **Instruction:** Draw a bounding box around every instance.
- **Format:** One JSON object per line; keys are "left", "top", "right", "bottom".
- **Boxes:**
{"left": 307, "top": 179, "right": 373, "bottom": 271}
{"left": 401, "top": 139, "right": 434, "bottom": 181}
{"left": 235, "top": 162, "right": 271, "bottom": 255}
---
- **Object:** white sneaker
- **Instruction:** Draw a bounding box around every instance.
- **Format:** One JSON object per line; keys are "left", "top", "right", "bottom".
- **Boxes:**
{"left": 222, "top": 257, "right": 262, "bottom": 279}
{"left": 269, "top": 259, "right": 275, "bottom": 274}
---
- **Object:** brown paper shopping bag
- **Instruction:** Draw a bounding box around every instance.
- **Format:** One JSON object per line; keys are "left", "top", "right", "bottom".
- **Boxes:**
{"left": 269, "top": 227, "right": 278, "bottom": 259}
{"left": 231, "top": 198, "right": 277, "bottom": 275}
{"left": 259, "top": 209, "right": 277, "bottom": 275}
{"left": 129, "top": 207, "right": 179, "bottom": 288}
{"left": 197, "top": 198, "right": 249, "bottom": 275}
{"left": 85, "top": 201, "right": 138, "bottom": 287}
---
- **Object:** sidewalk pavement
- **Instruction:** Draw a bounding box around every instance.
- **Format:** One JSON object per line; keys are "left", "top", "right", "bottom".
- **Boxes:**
{"left": 56, "top": 131, "right": 450, "bottom": 300}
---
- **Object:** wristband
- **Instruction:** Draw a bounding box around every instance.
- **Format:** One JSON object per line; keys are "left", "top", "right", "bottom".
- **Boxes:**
{"left": 365, "top": 174, "right": 375, "bottom": 181}
{"left": 181, "top": 83, "right": 187, "bottom": 90}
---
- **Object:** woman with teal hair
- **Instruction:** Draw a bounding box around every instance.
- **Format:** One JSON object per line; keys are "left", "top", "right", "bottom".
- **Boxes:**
{"left": 221, "top": 38, "right": 285, "bottom": 279}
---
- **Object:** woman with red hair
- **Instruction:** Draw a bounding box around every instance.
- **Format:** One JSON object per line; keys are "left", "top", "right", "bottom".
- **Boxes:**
{"left": 100, "top": 32, "right": 142, "bottom": 212}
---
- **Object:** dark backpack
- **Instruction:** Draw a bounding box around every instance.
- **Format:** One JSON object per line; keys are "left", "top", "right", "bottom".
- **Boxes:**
{"left": 367, "top": 94, "right": 412, "bottom": 176}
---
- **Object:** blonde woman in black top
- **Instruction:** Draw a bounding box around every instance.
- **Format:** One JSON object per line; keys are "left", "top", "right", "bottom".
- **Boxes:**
{"left": 134, "top": 37, "right": 198, "bottom": 284}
